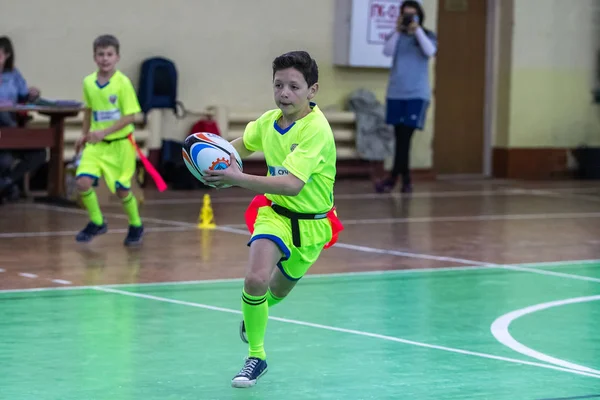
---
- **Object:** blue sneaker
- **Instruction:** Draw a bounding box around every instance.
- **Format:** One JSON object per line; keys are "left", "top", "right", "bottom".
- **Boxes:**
{"left": 231, "top": 357, "right": 268, "bottom": 388}
{"left": 76, "top": 222, "right": 108, "bottom": 242}
{"left": 124, "top": 225, "right": 144, "bottom": 247}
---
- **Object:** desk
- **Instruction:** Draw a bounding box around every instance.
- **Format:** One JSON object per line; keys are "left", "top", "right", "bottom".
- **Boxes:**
{"left": 0, "top": 106, "right": 83, "bottom": 202}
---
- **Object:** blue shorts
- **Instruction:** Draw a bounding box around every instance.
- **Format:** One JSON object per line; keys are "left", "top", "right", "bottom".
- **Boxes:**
{"left": 385, "top": 98, "right": 430, "bottom": 130}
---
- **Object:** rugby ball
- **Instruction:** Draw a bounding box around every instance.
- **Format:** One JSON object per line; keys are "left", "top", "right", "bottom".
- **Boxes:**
{"left": 182, "top": 132, "right": 243, "bottom": 188}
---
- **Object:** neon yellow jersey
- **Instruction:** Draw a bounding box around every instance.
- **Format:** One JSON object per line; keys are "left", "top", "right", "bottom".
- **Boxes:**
{"left": 243, "top": 103, "right": 337, "bottom": 213}
{"left": 82, "top": 70, "right": 141, "bottom": 141}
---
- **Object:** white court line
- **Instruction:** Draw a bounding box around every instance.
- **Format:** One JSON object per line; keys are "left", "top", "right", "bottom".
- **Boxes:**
{"left": 6, "top": 210, "right": 600, "bottom": 237}
{"left": 19, "top": 273, "right": 38, "bottom": 279}
{"left": 0, "top": 259, "right": 598, "bottom": 295}
{"left": 140, "top": 189, "right": 519, "bottom": 205}
{"left": 0, "top": 268, "right": 5, "bottom": 272}
{"left": 220, "top": 211, "right": 600, "bottom": 228}
{"left": 529, "top": 190, "right": 600, "bottom": 204}
{"left": 92, "top": 286, "right": 600, "bottom": 379}
{"left": 332, "top": 211, "right": 600, "bottom": 225}
{"left": 27, "top": 204, "right": 600, "bottom": 286}
{"left": 491, "top": 295, "right": 600, "bottom": 376}
{"left": 138, "top": 186, "right": 600, "bottom": 206}
{"left": 0, "top": 226, "right": 195, "bottom": 239}
{"left": 51, "top": 279, "right": 72, "bottom": 285}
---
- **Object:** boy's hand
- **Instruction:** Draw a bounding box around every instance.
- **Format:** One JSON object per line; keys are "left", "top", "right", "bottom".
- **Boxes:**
{"left": 202, "top": 153, "right": 243, "bottom": 188}
{"left": 87, "top": 130, "right": 107, "bottom": 144}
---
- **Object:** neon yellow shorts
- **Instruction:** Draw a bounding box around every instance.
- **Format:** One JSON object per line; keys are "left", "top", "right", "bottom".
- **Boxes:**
{"left": 76, "top": 137, "right": 136, "bottom": 194}
{"left": 248, "top": 206, "right": 333, "bottom": 281}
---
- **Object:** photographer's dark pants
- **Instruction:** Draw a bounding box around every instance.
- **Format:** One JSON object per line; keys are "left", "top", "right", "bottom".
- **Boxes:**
{"left": 385, "top": 98, "right": 429, "bottom": 184}
{"left": 391, "top": 124, "right": 415, "bottom": 183}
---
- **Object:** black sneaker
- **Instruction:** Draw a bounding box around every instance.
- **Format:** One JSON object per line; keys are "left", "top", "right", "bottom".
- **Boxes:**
{"left": 124, "top": 225, "right": 144, "bottom": 247}
{"left": 231, "top": 357, "right": 268, "bottom": 388}
{"left": 239, "top": 320, "right": 248, "bottom": 344}
{"left": 76, "top": 222, "right": 108, "bottom": 242}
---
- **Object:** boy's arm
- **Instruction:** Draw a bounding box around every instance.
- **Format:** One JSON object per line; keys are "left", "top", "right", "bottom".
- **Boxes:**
{"left": 230, "top": 137, "right": 254, "bottom": 159}
{"left": 95, "top": 114, "right": 136, "bottom": 137}
{"left": 75, "top": 83, "right": 92, "bottom": 152}
{"left": 205, "top": 128, "right": 328, "bottom": 196}
{"left": 203, "top": 153, "right": 304, "bottom": 195}
{"left": 234, "top": 169, "right": 304, "bottom": 196}
{"left": 203, "top": 147, "right": 303, "bottom": 195}
{"left": 75, "top": 108, "right": 92, "bottom": 154}
{"left": 82, "top": 108, "right": 91, "bottom": 136}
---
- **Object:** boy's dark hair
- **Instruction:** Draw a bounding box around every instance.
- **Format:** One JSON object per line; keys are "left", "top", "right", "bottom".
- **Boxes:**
{"left": 93, "top": 34, "right": 120, "bottom": 54}
{"left": 272, "top": 51, "right": 318, "bottom": 87}
{"left": 0, "top": 36, "right": 15, "bottom": 72}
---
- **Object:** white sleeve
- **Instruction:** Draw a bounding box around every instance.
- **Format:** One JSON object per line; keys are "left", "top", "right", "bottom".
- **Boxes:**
{"left": 414, "top": 27, "right": 437, "bottom": 58}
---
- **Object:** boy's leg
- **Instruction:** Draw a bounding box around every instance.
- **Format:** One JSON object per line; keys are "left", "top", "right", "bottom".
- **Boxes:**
{"left": 116, "top": 187, "right": 143, "bottom": 246}
{"left": 75, "top": 176, "right": 107, "bottom": 242}
{"left": 232, "top": 238, "right": 282, "bottom": 388}
{"left": 75, "top": 145, "right": 107, "bottom": 242}
{"left": 109, "top": 139, "right": 143, "bottom": 246}
{"left": 239, "top": 265, "right": 299, "bottom": 343}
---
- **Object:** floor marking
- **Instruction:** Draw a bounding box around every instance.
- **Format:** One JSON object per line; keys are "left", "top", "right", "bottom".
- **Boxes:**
{"left": 530, "top": 190, "right": 600, "bottom": 204}
{"left": 140, "top": 189, "right": 519, "bottom": 205}
{"left": 20, "top": 204, "right": 600, "bottom": 287}
{"left": 19, "top": 273, "right": 38, "bottom": 279}
{"left": 50, "top": 279, "right": 72, "bottom": 285}
{"left": 491, "top": 295, "right": 600, "bottom": 375}
{"left": 0, "top": 226, "right": 194, "bottom": 239}
{"left": 5, "top": 210, "right": 600, "bottom": 237}
{"left": 0, "top": 259, "right": 597, "bottom": 294}
{"left": 270, "top": 211, "right": 600, "bottom": 226}
{"left": 93, "top": 286, "right": 600, "bottom": 379}
{"left": 135, "top": 186, "right": 600, "bottom": 205}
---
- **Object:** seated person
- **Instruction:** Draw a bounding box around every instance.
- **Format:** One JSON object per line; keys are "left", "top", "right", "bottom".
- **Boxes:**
{"left": 0, "top": 36, "right": 45, "bottom": 201}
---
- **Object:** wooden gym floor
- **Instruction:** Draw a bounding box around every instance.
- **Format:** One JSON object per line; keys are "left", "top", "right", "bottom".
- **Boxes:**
{"left": 1, "top": 178, "right": 599, "bottom": 399}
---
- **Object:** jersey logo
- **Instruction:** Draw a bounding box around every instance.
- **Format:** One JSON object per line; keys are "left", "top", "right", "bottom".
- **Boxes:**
{"left": 290, "top": 144, "right": 298, "bottom": 152}
{"left": 109, "top": 94, "right": 118, "bottom": 104}
{"left": 94, "top": 109, "right": 121, "bottom": 122}
{"left": 268, "top": 166, "right": 289, "bottom": 176}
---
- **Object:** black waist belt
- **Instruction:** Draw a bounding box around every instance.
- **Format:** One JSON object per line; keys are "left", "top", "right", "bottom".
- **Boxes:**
{"left": 102, "top": 134, "right": 131, "bottom": 143}
{"left": 271, "top": 204, "right": 328, "bottom": 247}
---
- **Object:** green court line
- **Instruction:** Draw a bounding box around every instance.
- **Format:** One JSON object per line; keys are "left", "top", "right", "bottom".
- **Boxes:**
{"left": 0, "top": 259, "right": 598, "bottom": 295}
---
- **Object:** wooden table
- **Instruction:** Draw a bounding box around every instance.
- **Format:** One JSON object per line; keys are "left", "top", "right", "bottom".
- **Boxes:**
{"left": 0, "top": 105, "right": 83, "bottom": 203}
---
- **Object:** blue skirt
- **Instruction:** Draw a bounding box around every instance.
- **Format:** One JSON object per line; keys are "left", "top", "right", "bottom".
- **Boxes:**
{"left": 385, "top": 98, "right": 430, "bottom": 130}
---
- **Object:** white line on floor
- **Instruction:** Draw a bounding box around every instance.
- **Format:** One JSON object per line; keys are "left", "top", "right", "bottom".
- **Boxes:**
{"left": 0, "top": 259, "right": 597, "bottom": 294}
{"left": 93, "top": 286, "right": 600, "bottom": 380}
{"left": 51, "top": 279, "right": 72, "bottom": 285}
{"left": 24, "top": 204, "right": 600, "bottom": 286}
{"left": 491, "top": 295, "right": 600, "bottom": 375}
{"left": 0, "top": 226, "right": 195, "bottom": 239}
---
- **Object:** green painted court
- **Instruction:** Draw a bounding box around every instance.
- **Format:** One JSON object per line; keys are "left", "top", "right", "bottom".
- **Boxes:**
{"left": 2, "top": 260, "right": 599, "bottom": 400}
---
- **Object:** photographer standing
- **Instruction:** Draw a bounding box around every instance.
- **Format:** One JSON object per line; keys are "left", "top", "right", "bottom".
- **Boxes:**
{"left": 376, "top": 0, "right": 437, "bottom": 193}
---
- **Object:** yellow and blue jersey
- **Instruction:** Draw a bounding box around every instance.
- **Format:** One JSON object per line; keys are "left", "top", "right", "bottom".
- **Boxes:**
{"left": 243, "top": 103, "right": 337, "bottom": 214}
{"left": 82, "top": 70, "right": 141, "bottom": 141}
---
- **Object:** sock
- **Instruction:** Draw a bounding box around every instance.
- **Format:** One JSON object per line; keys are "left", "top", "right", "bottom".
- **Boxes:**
{"left": 122, "top": 192, "right": 142, "bottom": 227}
{"left": 266, "top": 289, "right": 284, "bottom": 307}
{"left": 242, "top": 289, "right": 268, "bottom": 360}
{"left": 80, "top": 189, "right": 103, "bottom": 225}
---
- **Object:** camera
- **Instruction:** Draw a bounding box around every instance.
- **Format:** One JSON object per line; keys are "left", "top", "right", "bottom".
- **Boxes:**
{"left": 401, "top": 13, "right": 419, "bottom": 26}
